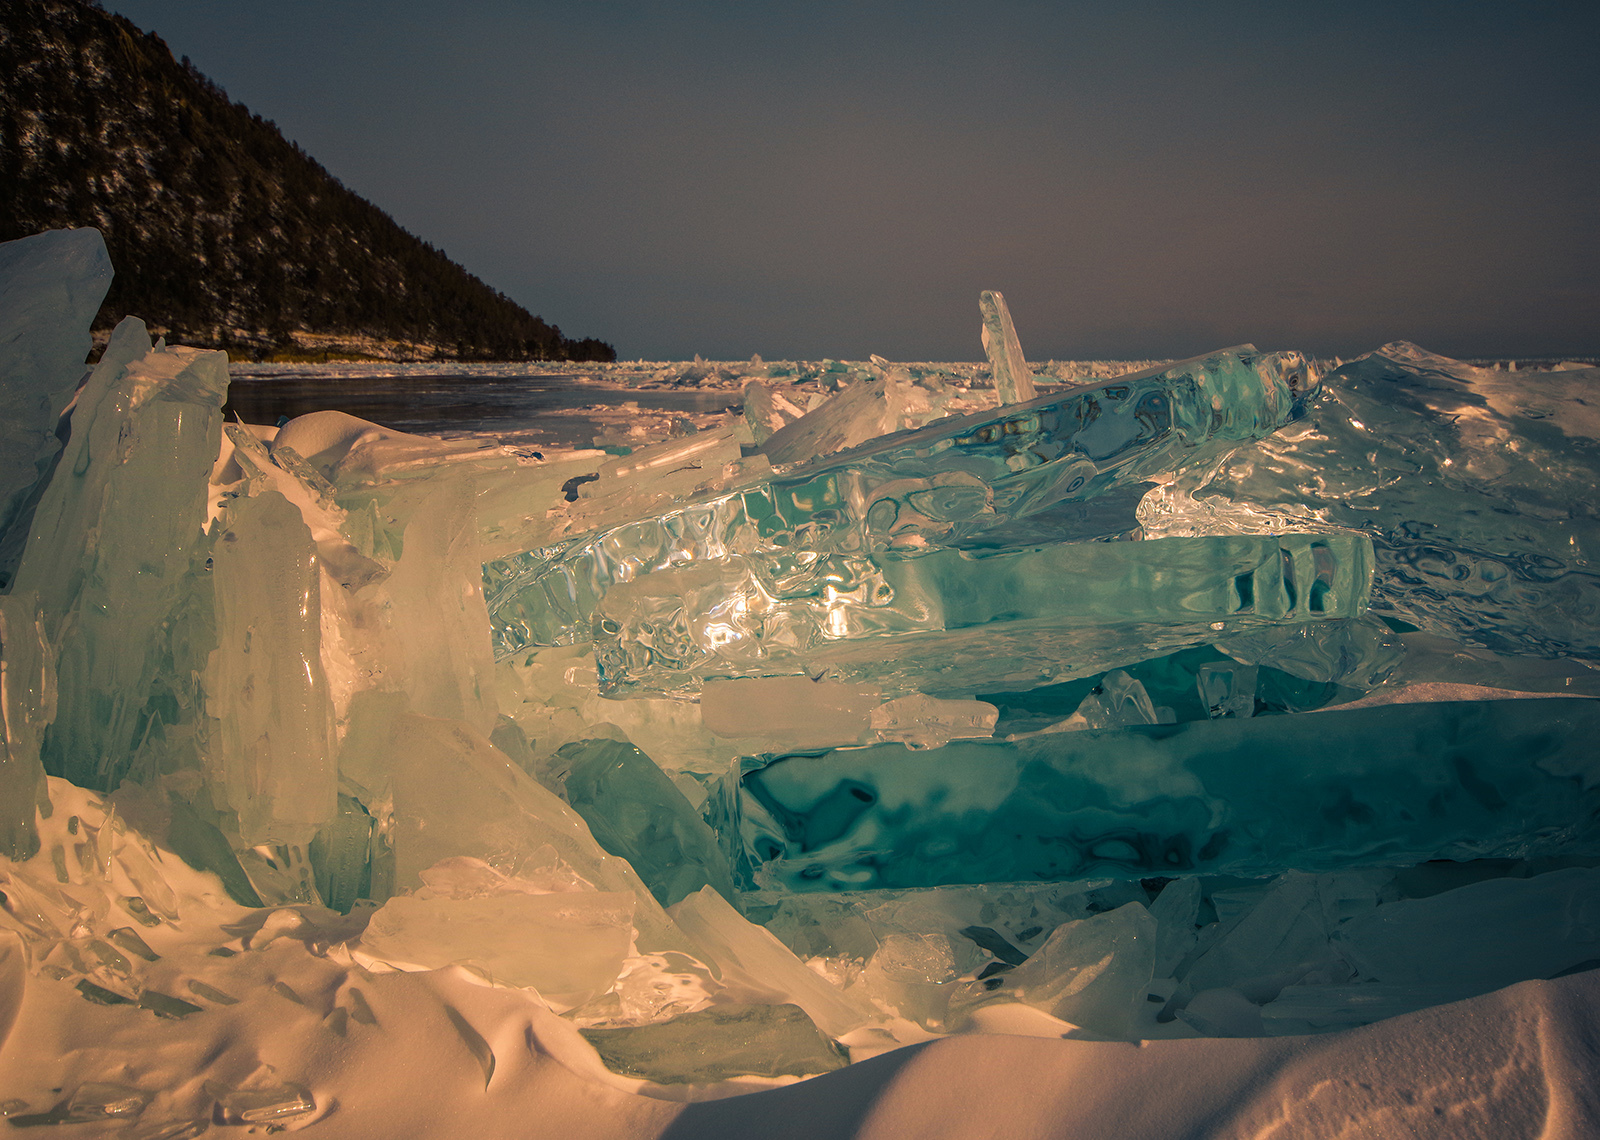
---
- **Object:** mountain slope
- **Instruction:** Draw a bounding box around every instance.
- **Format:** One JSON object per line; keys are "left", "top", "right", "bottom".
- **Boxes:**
{"left": 0, "top": 0, "right": 613, "bottom": 362}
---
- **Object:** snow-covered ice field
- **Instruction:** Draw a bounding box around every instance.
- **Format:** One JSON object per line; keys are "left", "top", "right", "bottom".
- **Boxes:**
{"left": 4, "top": 230, "right": 1600, "bottom": 1138}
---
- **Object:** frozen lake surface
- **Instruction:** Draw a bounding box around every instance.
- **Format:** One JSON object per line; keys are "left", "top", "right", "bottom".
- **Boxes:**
{"left": 224, "top": 364, "right": 746, "bottom": 448}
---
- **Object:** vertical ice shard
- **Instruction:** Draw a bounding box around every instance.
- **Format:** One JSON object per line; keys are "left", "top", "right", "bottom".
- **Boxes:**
{"left": 378, "top": 479, "right": 500, "bottom": 734}
{"left": 0, "top": 229, "right": 114, "bottom": 588}
{"left": 979, "top": 290, "right": 1037, "bottom": 405}
{"left": 12, "top": 319, "right": 228, "bottom": 791}
{"left": 204, "top": 483, "right": 336, "bottom": 846}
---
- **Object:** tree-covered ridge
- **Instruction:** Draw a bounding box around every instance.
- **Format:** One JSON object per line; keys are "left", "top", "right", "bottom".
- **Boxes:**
{"left": 0, "top": 0, "right": 614, "bottom": 361}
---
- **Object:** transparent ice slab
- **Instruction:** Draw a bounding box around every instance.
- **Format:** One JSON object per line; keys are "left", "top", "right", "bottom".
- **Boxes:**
{"left": 485, "top": 345, "right": 1315, "bottom": 659}
{"left": 592, "top": 532, "right": 1373, "bottom": 697}
{"left": 737, "top": 698, "right": 1600, "bottom": 892}
{"left": 1140, "top": 341, "right": 1600, "bottom": 664}
{"left": 204, "top": 482, "right": 336, "bottom": 846}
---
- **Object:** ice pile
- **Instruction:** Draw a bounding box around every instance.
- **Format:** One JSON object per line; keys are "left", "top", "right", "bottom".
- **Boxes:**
{"left": 2, "top": 229, "right": 1599, "bottom": 1115}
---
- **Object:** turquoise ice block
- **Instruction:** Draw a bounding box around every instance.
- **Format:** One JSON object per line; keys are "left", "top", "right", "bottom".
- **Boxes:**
{"left": 738, "top": 698, "right": 1600, "bottom": 892}
{"left": 591, "top": 532, "right": 1373, "bottom": 697}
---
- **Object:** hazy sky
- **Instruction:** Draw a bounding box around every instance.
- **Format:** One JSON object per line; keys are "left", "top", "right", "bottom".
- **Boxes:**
{"left": 107, "top": 1, "right": 1599, "bottom": 361}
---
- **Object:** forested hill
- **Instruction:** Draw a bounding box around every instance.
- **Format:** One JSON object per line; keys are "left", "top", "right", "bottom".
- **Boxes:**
{"left": 0, "top": 0, "right": 614, "bottom": 362}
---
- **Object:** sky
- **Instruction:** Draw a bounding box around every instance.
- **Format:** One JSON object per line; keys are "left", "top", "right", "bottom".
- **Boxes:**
{"left": 105, "top": 0, "right": 1600, "bottom": 362}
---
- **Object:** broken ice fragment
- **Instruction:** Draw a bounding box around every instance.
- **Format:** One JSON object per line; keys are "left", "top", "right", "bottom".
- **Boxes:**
{"left": 162, "top": 797, "right": 265, "bottom": 908}
{"left": 557, "top": 738, "right": 738, "bottom": 908}
{"left": 106, "top": 927, "right": 158, "bottom": 961}
{"left": 75, "top": 978, "right": 132, "bottom": 1005}
{"left": 740, "top": 698, "right": 1600, "bottom": 891}
{"left": 979, "top": 290, "right": 1037, "bottom": 405}
{"left": 759, "top": 367, "right": 959, "bottom": 468}
{"left": 358, "top": 890, "right": 634, "bottom": 1008}
{"left": 186, "top": 980, "right": 238, "bottom": 1005}
{"left": 211, "top": 1083, "right": 315, "bottom": 1126}
{"left": 1183, "top": 873, "right": 1349, "bottom": 1000}
{"left": 64, "top": 1082, "right": 150, "bottom": 1121}
{"left": 1217, "top": 615, "right": 1403, "bottom": 690}
{"left": 1059, "top": 670, "right": 1168, "bottom": 732}
{"left": 1197, "top": 661, "right": 1257, "bottom": 719}
{"left": 581, "top": 1003, "right": 847, "bottom": 1082}
{"left": 669, "top": 886, "right": 871, "bottom": 1037}
{"left": 958, "top": 901, "right": 1156, "bottom": 1040}
{"left": 741, "top": 379, "right": 807, "bottom": 444}
{"left": 1148, "top": 876, "right": 1201, "bottom": 977}
{"left": 858, "top": 930, "right": 981, "bottom": 1028}
{"left": 138, "top": 990, "right": 204, "bottom": 1019}
{"left": 381, "top": 712, "right": 688, "bottom": 951}
{"left": 868, "top": 694, "right": 999, "bottom": 748}
{"left": 308, "top": 794, "right": 378, "bottom": 914}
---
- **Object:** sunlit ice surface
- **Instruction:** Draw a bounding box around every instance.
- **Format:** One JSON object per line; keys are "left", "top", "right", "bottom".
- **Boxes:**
{"left": 3, "top": 234, "right": 1600, "bottom": 1136}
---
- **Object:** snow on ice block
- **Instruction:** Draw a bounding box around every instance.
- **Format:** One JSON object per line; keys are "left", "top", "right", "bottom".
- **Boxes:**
{"left": 484, "top": 344, "right": 1314, "bottom": 659}
{"left": 738, "top": 698, "right": 1600, "bottom": 892}
{"left": 592, "top": 532, "right": 1373, "bottom": 696}
{"left": 580, "top": 1003, "right": 848, "bottom": 1083}
{"left": 358, "top": 890, "right": 635, "bottom": 1008}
